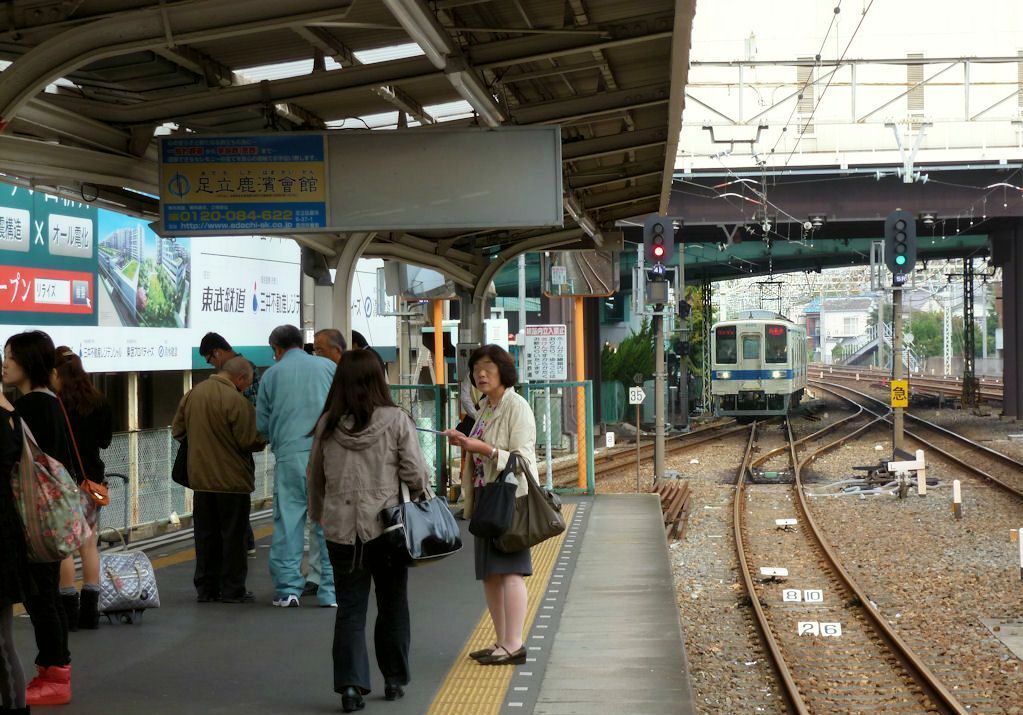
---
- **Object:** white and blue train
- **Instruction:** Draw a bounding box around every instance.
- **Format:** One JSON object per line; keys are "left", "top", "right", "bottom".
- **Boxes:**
{"left": 710, "top": 311, "right": 808, "bottom": 417}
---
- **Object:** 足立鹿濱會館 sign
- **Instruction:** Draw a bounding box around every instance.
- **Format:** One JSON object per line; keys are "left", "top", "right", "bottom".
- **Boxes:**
{"left": 160, "top": 134, "right": 328, "bottom": 235}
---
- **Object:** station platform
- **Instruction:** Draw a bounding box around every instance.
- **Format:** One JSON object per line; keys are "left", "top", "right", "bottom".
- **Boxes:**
{"left": 16, "top": 495, "right": 693, "bottom": 715}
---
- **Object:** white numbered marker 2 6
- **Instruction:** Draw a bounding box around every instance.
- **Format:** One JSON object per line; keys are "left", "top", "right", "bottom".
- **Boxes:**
{"left": 820, "top": 622, "right": 842, "bottom": 637}
{"left": 798, "top": 621, "right": 820, "bottom": 636}
{"left": 803, "top": 589, "right": 824, "bottom": 603}
{"left": 782, "top": 589, "right": 802, "bottom": 602}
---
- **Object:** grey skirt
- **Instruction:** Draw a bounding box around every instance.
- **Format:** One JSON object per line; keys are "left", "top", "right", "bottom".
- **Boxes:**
{"left": 473, "top": 486, "right": 533, "bottom": 580}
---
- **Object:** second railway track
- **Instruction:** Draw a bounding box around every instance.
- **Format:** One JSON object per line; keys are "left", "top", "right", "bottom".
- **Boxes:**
{"left": 734, "top": 419, "right": 967, "bottom": 714}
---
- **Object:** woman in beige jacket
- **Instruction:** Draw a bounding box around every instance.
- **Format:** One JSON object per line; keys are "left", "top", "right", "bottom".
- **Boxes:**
{"left": 445, "top": 345, "right": 538, "bottom": 667}
{"left": 308, "top": 349, "right": 430, "bottom": 713}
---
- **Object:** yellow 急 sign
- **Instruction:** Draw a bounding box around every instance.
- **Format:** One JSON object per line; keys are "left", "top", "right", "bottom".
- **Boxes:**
{"left": 890, "top": 379, "right": 909, "bottom": 408}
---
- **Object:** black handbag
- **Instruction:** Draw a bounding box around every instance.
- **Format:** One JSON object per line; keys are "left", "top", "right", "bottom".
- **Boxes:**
{"left": 494, "top": 465, "right": 566, "bottom": 554}
{"left": 171, "top": 437, "right": 189, "bottom": 488}
{"left": 379, "top": 483, "right": 462, "bottom": 566}
{"left": 468, "top": 452, "right": 520, "bottom": 539}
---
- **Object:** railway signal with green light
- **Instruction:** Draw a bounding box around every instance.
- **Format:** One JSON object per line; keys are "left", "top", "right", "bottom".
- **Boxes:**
{"left": 884, "top": 209, "right": 916, "bottom": 280}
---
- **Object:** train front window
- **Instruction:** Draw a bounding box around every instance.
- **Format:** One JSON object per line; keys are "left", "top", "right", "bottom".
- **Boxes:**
{"left": 742, "top": 335, "right": 760, "bottom": 360}
{"left": 715, "top": 327, "right": 737, "bottom": 363}
{"left": 766, "top": 325, "right": 787, "bottom": 364}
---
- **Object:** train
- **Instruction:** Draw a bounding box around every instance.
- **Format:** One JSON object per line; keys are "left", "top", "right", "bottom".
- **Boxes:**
{"left": 710, "top": 311, "right": 808, "bottom": 417}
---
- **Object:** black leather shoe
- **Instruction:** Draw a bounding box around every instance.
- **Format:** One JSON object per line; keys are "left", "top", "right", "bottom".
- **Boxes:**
{"left": 341, "top": 686, "right": 365, "bottom": 712}
{"left": 384, "top": 683, "right": 404, "bottom": 701}
{"left": 196, "top": 592, "right": 219, "bottom": 603}
{"left": 302, "top": 581, "right": 319, "bottom": 597}
{"left": 220, "top": 591, "right": 255, "bottom": 603}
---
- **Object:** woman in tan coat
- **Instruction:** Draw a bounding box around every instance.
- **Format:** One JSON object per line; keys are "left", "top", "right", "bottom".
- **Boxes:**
{"left": 445, "top": 345, "right": 538, "bottom": 667}
{"left": 308, "top": 349, "right": 430, "bottom": 713}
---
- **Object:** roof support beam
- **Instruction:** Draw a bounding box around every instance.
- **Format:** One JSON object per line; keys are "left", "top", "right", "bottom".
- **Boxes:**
{"left": 561, "top": 127, "right": 668, "bottom": 162}
{"left": 42, "top": 55, "right": 440, "bottom": 124}
{"left": 365, "top": 242, "right": 478, "bottom": 288}
{"left": 293, "top": 25, "right": 435, "bottom": 125}
{"left": 569, "top": 163, "right": 664, "bottom": 190}
{"left": 468, "top": 13, "right": 674, "bottom": 69}
{"left": 511, "top": 83, "right": 670, "bottom": 125}
{"left": 0, "top": 0, "right": 356, "bottom": 130}
{"left": 0, "top": 135, "right": 157, "bottom": 193}
{"left": 581, "top": 187, "right": 661, "bottom": 212}
{"left": 472, "top": 228, "right": 586, "bottom": 303}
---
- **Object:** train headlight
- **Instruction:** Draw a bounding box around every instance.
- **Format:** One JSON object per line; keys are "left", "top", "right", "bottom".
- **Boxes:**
{"left": 770, "top": 370, "right": 785, "bottom": 378}
{"left": 717, "top": 371, "right": 731, "bottom": 379}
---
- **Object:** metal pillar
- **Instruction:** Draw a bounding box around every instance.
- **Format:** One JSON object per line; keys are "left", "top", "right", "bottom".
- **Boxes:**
{"left": 654, "top": 312, "right": 666, "bottom": 480}
{"left": 330, "top": 233, "right": 374, "bottom": 345}
{"left": 943, "top": 280, "right": 953, "bottom": 376}
{"left": 962, "top": 258, "right": 980, "bottom": 406}
{"left": 893, "top": 287, "right": 906, "bottom": 453}
{"left": 573, "top": 296, "right": 587, "bottom": 490}
{"left": 518, "top": 254, "right": 527, "bottom": 382}
{"left": 701, "top": 278, "right": 712, "bottom": 413}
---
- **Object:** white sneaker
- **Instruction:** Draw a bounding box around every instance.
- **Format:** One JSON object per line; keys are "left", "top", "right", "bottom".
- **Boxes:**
{"left": 272, "top": 595, "right": 300, "bottom": 608}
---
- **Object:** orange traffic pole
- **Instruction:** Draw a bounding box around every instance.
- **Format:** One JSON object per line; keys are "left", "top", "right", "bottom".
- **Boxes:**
{"left": 574, "top": 296, "right": 586, "bottom": 490}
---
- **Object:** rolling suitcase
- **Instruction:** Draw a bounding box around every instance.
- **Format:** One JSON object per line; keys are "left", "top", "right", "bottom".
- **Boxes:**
{"left": 97, "top": 473, "right": 161, "bottom": 624}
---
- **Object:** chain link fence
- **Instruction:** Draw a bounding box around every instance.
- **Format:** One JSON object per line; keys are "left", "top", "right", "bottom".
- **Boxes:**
{"left": 98, "top": 385, "right": 451, "bottom": 532}
{"left": 100, "top": 429, "right": 276, "bottom": 532}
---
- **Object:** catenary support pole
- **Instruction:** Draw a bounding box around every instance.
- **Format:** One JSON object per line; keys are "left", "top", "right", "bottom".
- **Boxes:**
{"left": 574, "top": 296, "right": 587, "bottom": 490}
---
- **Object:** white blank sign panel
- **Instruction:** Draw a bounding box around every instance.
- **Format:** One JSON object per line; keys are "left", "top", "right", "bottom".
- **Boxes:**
{"left": 326, "top": 127, "right": 563, "bottom": 230}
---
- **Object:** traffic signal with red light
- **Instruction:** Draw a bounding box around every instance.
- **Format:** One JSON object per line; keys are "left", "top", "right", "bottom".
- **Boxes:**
{"left": 884, "top": 209, "right": 916, "bottom": 279}
{"left": 643, "top": 215, "right": 676, "bottom": 266}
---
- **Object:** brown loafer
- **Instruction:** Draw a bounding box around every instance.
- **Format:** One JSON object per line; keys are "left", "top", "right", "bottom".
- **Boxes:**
{"left": 479, "top": 646, "right": 526, "bottom": 666}
{"left": 469, "top": 644, "right": 498, "bottom": 661}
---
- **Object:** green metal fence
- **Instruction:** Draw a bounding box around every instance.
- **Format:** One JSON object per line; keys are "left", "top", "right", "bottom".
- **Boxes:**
{"left": 389, "top": 384, "right": 449, "bottom": 490}
{"left": 521, "top": 380, "right": 595, "bottom": 496}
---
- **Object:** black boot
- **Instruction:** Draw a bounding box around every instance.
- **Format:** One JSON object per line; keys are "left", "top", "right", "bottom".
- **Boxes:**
{"left": 60, "top": 592, "right": 79, "bottom": 633}
{"left": 78, "top": 588, "right": 100, "bottom": 630}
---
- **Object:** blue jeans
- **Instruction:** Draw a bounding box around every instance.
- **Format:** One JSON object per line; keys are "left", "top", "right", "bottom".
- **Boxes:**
{"left": 269, "top": 452, "right": 335, "bottom": 604}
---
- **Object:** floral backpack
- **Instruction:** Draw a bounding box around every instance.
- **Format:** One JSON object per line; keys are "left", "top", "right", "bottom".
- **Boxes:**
{"left": 11, "top": 419, "right": 87, "bottom": 562}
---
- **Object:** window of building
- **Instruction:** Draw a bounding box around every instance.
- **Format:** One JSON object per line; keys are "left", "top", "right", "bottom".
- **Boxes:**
{"left": 843, "top": 316, "right": 857, "bottom": 334}
{"left": 602, "top": 295, "right": 626, "bottom": 324}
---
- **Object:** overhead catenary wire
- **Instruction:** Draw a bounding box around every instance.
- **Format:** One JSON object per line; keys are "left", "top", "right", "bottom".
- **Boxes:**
{"left": 783, "top": 0, "right": 875, "bottom": 167}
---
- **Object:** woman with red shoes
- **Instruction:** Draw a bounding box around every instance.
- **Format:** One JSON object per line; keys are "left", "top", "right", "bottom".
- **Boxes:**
{"left": 3, "top": 331, "right": 75, "bottom": 707}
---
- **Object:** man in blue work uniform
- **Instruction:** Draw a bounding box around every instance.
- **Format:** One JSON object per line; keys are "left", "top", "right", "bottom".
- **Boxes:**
{"left": 257, "top": 324, "right": 337, "bottom": 608}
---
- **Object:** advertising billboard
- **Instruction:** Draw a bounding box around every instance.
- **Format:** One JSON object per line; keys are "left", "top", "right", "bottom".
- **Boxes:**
{"left": 0, "top": 183, "right": 301, "bottom": 372}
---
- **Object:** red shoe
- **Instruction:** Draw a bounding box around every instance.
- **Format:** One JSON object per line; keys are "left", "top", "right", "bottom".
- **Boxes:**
{"left": 26, "top": 664, "right": 72, "bottom": 706}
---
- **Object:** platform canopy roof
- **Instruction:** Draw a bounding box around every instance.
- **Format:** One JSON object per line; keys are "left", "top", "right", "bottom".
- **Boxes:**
{"left": 0, "top": 0, "right": 696, "bottom": 295}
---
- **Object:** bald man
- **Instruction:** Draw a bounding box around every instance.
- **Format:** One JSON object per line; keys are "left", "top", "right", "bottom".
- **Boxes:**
{"left": 172, "top": 356, "right": 265, "bottom": 603}
{"left": 313, "top": 329, "right": 346, "bottom": 365}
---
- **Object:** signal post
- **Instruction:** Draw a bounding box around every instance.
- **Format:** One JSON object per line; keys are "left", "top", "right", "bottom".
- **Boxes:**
{"left": 642, "top": 215, "right": 678, "bottom": 481}
{"left": 884, "top": 209, "right": 917, "bottom": 454}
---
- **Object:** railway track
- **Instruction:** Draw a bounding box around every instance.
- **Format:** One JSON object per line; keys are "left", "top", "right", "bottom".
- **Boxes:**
{"left": 734, "top": 419, "right": 967, "bottom": 714}
{"left": 810, "top": 364, "right": 1003, "bottom": 404}
{"left": 809, "top": 380, "right": 1023, "bottom": 501}
{"left": 549, "top": 418, "right": 746, "bottom": 487}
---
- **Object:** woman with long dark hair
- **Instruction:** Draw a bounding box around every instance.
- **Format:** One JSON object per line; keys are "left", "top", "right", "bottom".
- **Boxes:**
{"left": 307, "top": 349, "right": 429, "bottom": 713}
{"left": 53, "top": 347, "right": 113, "bottom": 631}
{"left": 2, "top": 331, "right": 73, "bottom": 707}
{"left": 0, "top": 350, "right": 30, "bottom": 714}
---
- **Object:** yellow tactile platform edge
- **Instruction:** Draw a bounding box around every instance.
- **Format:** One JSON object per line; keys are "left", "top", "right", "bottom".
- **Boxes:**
{"left": 426, "top": 504, "right": 577, "bottom": 715}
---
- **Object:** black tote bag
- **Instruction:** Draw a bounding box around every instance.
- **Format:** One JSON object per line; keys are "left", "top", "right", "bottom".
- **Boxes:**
{"left": 380, "top": 483, "right": 462, "bottom": 566}
{"left": 171, "top": 437, "right": 189, "bottom": 488}
{"left": 468, "top": 452, "right": 520, "bottom": 539}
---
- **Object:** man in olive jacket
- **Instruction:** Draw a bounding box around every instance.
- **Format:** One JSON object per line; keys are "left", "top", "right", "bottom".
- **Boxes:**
{"left": 172, "top": 357, "right": 265, "bottom": 603}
